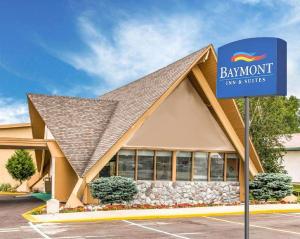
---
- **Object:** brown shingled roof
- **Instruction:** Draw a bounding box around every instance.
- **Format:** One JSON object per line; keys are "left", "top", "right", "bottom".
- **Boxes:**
{"left": 84, "top": 47, "right": 208, "bottom": 174}
{"left": 28, "top": 94, "right": 118, "bottom": 175}
{"left": 28, "top": 46, "right": 208, "bottom": 176}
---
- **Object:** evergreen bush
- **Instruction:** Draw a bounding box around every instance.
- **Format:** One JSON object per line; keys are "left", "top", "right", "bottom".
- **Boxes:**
{"left": 250, "top": 173, "right": 293, "bottom": 201}
{"left": 90, "top": 176, "right": 138, "bottom": 204}
{"left": 6, "top": 149, "right": 36, "bottom": 186}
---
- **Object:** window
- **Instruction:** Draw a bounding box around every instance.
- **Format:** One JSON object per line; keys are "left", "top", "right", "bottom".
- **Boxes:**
{"left": 156, "top": 151, "right": 172, "bottom": 180}
{"left": 114, "top": 148, "right": 239, "bottom": 182}
{"left": 226, "top": 153, "right": 239, "bottom": 181}
{"left": 176, "top": 152, "right": 192, "bottom": 181}
{"left": 118, "top": 150, "right": 135, "bottom": 179}
{"left": 193, "top": 152, "right": 208, "bottom": 181}
{"left": 210, "top": 153, "right": 224, "bottom": 181}
{"left": 99, "top": 155, "right": 116, "bottom": 177}
{"left": 138, "top": 150, "right": 154, "bottom": 180}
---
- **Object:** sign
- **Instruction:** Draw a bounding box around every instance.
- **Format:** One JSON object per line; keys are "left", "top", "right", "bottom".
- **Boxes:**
{"left": 216, "top": 37, "right": 287, "bottom": 98}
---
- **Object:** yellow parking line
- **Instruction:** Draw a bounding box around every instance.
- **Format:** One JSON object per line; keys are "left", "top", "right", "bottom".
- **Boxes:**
{"left": 204, "top": 216, "right": 300, "bottom": 236}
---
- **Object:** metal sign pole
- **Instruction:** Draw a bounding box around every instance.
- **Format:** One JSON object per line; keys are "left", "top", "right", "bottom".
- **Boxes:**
{"left": 244, "top": 97, "right": 250, "bottom": 239}
{"left": 216, "top": 36, "right": 286, "bottom": 239}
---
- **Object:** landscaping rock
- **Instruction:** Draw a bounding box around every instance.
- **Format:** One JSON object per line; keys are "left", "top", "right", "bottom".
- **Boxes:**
{"left": 131, "top": 181, "right": 240, "bottom": 206}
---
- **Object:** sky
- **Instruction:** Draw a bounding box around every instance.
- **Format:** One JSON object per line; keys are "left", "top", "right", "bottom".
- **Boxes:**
{"left": 0, "top": 0, "right": 299, "bottom": 123}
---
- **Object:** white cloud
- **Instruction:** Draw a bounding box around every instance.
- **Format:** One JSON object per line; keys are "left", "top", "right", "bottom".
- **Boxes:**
{"left": 269, "top": 1, "right": 300, "bottom": 97}
{"left": 0, "top": 97, "right": 29, "bottom": 124}
{"left": 205, "top": 0, "right": 300, "bottom": 98}
{"left": 61, "top": 14, "right": 204, "bottom": 89}
{"left": 238, "top": 0, "right": 266, "bottom": 4}
{"left": 51, "top": 2, "right": 299, "bottom": 97}
{"left": 237, "top": 0, "right": 300, "bottom": 29}
{"left": 279, "top": 0, "right": 300, "bottom": 27}
{"left": 286, "top": 43, "right": 300, "bottom": 96}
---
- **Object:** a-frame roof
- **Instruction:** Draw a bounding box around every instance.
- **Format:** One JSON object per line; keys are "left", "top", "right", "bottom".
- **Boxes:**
{"left": 28, "top": 94, "right": 118, "bottom": 175}
{"left": 28, "top": 45, "right": 264, "bottom": 178}
{"left": 28, "top": 46, "right": 208, "bottom": 176}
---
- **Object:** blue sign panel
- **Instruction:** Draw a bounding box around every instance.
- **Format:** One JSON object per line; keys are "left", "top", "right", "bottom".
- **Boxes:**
{"left": 216, "top": 37, "right": 287, "bottom": 98}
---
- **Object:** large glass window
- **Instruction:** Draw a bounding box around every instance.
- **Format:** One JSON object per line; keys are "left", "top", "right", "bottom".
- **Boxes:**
{"left": 193, "top": 152, "right": 208, "bottom": 181}
{"left": 118, "top": 150, "right": 135, "bottom": 179}
{"left": 115, "top": 149, "right": 239, "bottom": 182}
{"left": 156, "top": 151, "right": 172, "bottom": 180}
{"left": 226, "top": 153, "right": 239, "bottom": 181}
{"left": 138, "top": 150, "right": 154, "bottom": 180}
{"left": 99, "top": 155, "right": 116, "bottom": 177}
{"left": 176, "top": 152, "right": 192, "bottom": 181}
{"left": 210, "top": 153, "right": 225, "bottom": 181}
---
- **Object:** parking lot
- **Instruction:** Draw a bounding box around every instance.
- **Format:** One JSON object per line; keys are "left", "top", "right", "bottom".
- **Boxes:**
{"left": 2, "top": 195, "right": 300, "bottom": 239}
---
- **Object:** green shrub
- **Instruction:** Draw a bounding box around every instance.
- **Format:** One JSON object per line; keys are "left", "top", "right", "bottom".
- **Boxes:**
{"left": 6, "top": 149, "right": 36, "bottom": 186}
{"left": 90, "top": 176, "right": 138, "bottom": 204}
{"left": 0, "top": 183, "right": 13, "bottom": 192}
{"left": 250, "top": 173, "right": 293, "bottom": 201}
{"left": 292, "top": 184, "right": 300, "bottom": 196}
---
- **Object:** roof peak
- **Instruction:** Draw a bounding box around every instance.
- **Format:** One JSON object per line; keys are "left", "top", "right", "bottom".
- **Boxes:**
{"left": 84, "top": 46, "right": 210, "bottom": 174}
{"left": 28, "top": 46, "right": 210, "bottom": 103}
{"left": 100, "top": 46, "right": 210, "bottom": 99}
{"left": 28, "top": 45, "right": 210, "bottom": 176}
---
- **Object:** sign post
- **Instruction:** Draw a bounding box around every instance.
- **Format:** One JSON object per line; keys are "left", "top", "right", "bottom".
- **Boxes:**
{"left": 244, "top": 96, "right": 249, "bottom": 239}
{"left": 216, "top": 37, "right": 287, "bottom": 239}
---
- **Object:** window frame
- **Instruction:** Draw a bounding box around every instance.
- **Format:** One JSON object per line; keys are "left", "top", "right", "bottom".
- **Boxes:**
{"left": 137, "top": 150, "right": 155, "bottom": 180}
{"left": 209, "top": 152, "right": 225, "bottom": 182}
{"left": 176, "top": 151, "right": 193, "bottom": 181}
{"left": 100, "top": 148, "right": 240, "bottom": 183}
{"left": 155, "top": 150, "right": 173, "bottom": 181}
{"left": 225, "top": 153, "right": 240, "bottom": 182}
{"left": 117, "top": 149, "right": 136, "bottom": 179}
{"left": 192, "top": 151, "right": 210, "bottom": 181}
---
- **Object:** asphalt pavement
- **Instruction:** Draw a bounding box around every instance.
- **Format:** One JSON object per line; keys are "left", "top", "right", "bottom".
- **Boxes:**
{"left": 2, "top": 195, "right": 300, "bottom": 239}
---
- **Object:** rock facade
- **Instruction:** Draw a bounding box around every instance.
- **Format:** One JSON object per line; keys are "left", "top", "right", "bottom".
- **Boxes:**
{"left": 131, "top": 181, "right": 240, "bottom": 205}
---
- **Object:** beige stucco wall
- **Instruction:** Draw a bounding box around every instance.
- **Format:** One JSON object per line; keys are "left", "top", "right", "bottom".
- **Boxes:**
{"left": 85, "top": 78, "right": 241, "bottom": 204}
{"left": 283, "top": 151, "right": 300, "bottom": 183}
{"left": 46, "top": 141, "right": 78, "bottom": 202}
{"left": 55, "top": 156, "right": 78, "bottom": 202}
{"left": 0, "top": 124, "right": 32, "bottom": 138}
{"left": 125, "top": 78, "right": 234, "bottom": 151}
{"left": 0, "top": 124, "right": 36, "bottom": 188}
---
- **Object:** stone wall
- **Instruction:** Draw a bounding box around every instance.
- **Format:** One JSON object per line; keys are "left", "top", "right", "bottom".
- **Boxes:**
{"left": 131, "top": 181, "right": 240, "bottom": 205}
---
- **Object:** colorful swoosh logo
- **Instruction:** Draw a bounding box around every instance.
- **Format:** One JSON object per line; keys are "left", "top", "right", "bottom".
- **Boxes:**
{"left": 231, "top": 52, "right": 266, "bottom": 62}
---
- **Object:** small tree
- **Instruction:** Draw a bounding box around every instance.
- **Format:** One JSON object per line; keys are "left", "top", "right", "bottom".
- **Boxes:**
{"left": 90, "top": 176, "right": 138, "bottom": 204}
{"left": 236, "top": 96, "right": 300, "bottom": 173}
{"left": 6, "top": 149, "right": 36, "bottom": 186}
{"left": 250, "top": 173, "right": 293, "bottom": 201}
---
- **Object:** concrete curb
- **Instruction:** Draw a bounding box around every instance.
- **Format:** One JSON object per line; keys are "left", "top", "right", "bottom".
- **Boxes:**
{"left": 0, "top": 192, "right": 28, "bottom": 195}
{"left": 22, "top": 206, "right": 300, "bottom": 223}
{"left": 22, "top": 204, "right": 46, "bottom": 223}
